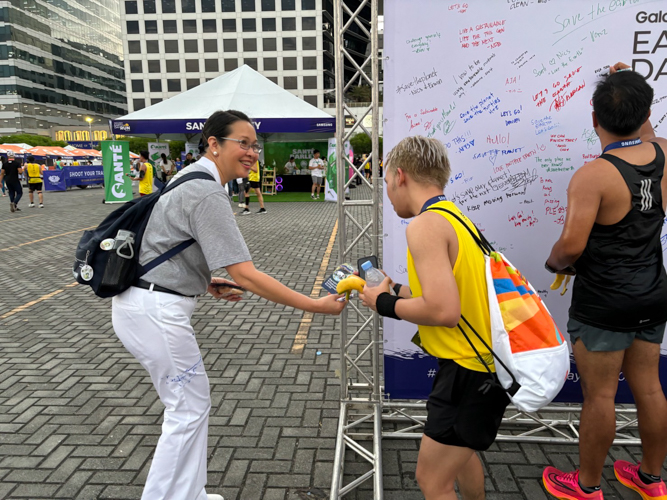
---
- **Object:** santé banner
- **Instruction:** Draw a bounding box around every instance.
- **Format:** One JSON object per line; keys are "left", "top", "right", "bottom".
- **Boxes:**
{"left": 101, "top": 141, "right": 133, "bottom": 204}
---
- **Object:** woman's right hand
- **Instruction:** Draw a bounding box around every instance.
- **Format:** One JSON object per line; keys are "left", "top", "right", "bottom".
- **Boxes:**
{"left": 314, "top": 294, "right": 347, "bottom": 315}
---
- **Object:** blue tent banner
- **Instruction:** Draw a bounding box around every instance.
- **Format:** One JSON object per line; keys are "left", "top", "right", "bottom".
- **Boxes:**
{"left": 111, "top": 117, "right": 335, "bottom": 136}
{"left": 44, "top": 167, "right": 104, "bottom": 190}
{"left": 43, "top": 170, "right": 67, "bottom": 191}
{"left": 65, "top": 166, "right": 104, "bottom": 186}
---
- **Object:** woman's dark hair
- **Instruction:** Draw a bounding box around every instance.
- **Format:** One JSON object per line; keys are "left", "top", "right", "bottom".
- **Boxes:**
{"left": 199, "top": 110, "right": 252, "bottom": 153}
{"left": 161, "top": 152, "right": 168, "bottom": 164}
{"left": 592, "top": 71, "right": 653, "bottom": 136}
{"left": 27, "top": 155, "right": 35, "bottom": 162}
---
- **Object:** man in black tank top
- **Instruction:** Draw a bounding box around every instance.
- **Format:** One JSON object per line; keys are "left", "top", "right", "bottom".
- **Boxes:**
{"left": 542, "top": 64, "right": 667, "bottom": 500}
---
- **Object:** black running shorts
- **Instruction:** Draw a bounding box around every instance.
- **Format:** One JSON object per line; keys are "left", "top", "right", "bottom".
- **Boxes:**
{"left": 424, "top": 358, "right": 510, "bottom": 451}
{"left": 28, "top": 182, "right": 42, "bottom": 192}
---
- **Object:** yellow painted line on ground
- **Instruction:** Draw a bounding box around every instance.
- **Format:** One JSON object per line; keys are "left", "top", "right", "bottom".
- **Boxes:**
{"left": 1, "top": 282, "right": 78, "bottom": 320}
{"left": 0, "top": 226, "right": 96, "bottom": 252}
{"left": 0, "top": 214, "right": 42, "bottom": 223}
{"left": 291, "top": 219, "right": 338, "bottom": 354}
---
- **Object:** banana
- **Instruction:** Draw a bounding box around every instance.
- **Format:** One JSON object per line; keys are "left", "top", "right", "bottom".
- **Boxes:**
{"left": 550, "top": 274, "right": 565, "bottom": 290}
{"left": 560, "top": 275, "right": 572, "bottom": 296}
{"left": 550, "top": 274, "right": 572, "bottom": 296}
{"left": 336, "top": 275, "right": 366, "bottom": 300}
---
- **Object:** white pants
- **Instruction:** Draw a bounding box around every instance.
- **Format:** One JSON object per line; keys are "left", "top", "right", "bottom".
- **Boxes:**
{"left": 112, "top": 287, "right": 210, "bottom": 500}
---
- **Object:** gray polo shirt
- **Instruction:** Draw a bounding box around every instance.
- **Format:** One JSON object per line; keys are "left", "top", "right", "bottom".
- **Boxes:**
{"left": 139, "top": 160, "right": 252, "bottom": 295}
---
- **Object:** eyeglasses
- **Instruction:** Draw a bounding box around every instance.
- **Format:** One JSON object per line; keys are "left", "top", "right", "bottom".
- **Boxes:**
{"left": 219, "top": 137, "right": 262, "bottom": 154}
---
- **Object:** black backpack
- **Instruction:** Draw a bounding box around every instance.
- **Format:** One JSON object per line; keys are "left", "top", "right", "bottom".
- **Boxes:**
{"left": 73, "top": 171, "right": 215, "bottom": 298}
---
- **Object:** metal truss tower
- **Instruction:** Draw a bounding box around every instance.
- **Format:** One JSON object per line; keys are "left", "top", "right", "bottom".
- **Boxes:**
{"left": 331, "top": 0, "right": 382, "bottom": 498}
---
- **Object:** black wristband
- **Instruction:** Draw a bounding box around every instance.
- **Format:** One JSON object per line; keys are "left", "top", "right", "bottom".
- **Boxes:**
{"left": 392, "top": 283, "right": 403, "bottom": 296}
{"left": 544, "top": 261, "right": 558, "bottom": 274}
{"left": 376, "top": 292, "right": 402, "bottom": 320}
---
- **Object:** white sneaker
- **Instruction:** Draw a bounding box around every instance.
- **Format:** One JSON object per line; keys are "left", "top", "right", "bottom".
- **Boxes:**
{"left": 238, "top": 203, "right": 245, "bottom": 207}
{"left": 39, "top": 203, "right": 43, "bottom": 208}
{"left": 311, "top": 194, "right": 315, "bottom": 199}
{"left": 206, "top": 495, "right": 224, "bottom": 500}
{"left": 28, "top": 203, "right": 35, "bottom": 208}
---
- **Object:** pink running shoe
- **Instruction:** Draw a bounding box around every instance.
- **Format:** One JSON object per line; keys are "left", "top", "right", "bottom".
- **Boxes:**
{"left": 614, "top": 461, "right": 667, "bottom": 499}
{"left": 542, "top": 467, "right": 604, "bottom": 499}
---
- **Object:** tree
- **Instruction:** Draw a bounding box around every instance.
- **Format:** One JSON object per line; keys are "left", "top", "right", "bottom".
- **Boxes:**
{"left": 349, "top": 133, "right": 383, "bottom": 157}
{"left": 168, "top": 141, "right": 185, "bottom": 160}
{"left": 347, "top": 85, "right": 372, "bottom": 103}
{"left": 127, "top": 137, "right": 150, "bottom": 156}
{"left": 350, "top": 133, "right": 371, "bottom": 155}
{"left": 0, "top": 134, "right": 67, "bottom": 148}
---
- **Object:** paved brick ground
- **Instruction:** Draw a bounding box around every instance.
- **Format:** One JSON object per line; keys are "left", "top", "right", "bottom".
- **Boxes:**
{"left": 0, "top": 185, "right": 662, "bottom": 499}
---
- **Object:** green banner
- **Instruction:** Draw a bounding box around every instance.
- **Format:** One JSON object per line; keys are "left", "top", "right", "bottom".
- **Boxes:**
{"left": 263, "top": 141, "right": 328, "bottom": 175}
{"left": 325, "top": 138, "right": 352, "bottom": 202}
{"left": 102, "top": 140, "right": 133, "bottom": 204}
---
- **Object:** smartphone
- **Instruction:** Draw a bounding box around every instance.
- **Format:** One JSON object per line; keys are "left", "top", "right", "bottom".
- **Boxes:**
{"left": 357, "top": 256, "right": 379, "bottom": 280}
{"left": 210, "top": 282, "right": 246, "bottom": 291}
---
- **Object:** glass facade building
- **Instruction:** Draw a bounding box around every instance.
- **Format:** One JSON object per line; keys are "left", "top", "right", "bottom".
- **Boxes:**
{"left": 0, "top": 0, "right": 126, "bottom": 137}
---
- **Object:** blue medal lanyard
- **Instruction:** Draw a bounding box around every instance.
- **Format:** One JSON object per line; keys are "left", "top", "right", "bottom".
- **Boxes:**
{"left": 420, "top": 194, "right": 448, "bottom": 214}
{"left": 602, "top": 138, "right": 641, "bottom": 154}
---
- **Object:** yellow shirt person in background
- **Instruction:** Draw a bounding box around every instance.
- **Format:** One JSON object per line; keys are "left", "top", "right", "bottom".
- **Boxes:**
{"left": 241, "top": 161, "right": 266, "bottom": 215}
{"left": 358, "top": 135, "right": 510, "bottom": 500}
{"left": 25, "top": 155, "right": 44, "bottom": 208}
{"left": 138, "top": 151, "right": 153, "bottom": 196}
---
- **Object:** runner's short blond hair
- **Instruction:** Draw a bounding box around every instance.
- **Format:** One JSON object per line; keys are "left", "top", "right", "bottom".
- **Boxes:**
{"left": 385, "top": 136, "right": 450, "bottom": 189}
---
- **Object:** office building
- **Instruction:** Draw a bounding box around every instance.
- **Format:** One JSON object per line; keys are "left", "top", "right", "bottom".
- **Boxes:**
{"left": 122, "top": 0, "right": 371, "bottom": 112}
{"left": 0, "top": 0, "right": 127, "bottom": 141}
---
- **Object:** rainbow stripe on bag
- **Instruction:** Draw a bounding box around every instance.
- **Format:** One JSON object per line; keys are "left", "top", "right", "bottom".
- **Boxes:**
{"left": 490, "top": 251, "right": 565, "bottom": 354}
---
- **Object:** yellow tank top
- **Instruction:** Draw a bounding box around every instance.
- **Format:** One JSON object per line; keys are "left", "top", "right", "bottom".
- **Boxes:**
{"left": 139, "top": 163, "right": 153, "bottom": 194}
{"left": 26, "top": 163, "right": 42, "bottom": 183}
{"left": 407, "top": 200, "right": 494, "bottom": 372}
{"left": 249, "top": 163, "right": 260, "bottom": 182}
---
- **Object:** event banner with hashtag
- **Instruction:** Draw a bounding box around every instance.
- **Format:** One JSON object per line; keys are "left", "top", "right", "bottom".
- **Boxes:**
{"left": 382, "top": 0, "right": 667, "bottom": 401}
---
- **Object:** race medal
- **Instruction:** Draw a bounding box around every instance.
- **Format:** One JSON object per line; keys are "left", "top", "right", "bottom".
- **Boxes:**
{"left": 80, "top": 264, "right": 94, "bottom": 282}
{"left": 100, "top": 238, "right": 115, "bottom": 251}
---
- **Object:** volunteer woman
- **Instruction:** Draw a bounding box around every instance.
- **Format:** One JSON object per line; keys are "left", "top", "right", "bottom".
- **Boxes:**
{"left": 111, "top": 109, "right": 346, "bottom": 500}
{"left": 158, "top": 152, "right": 174, "bottom": 183}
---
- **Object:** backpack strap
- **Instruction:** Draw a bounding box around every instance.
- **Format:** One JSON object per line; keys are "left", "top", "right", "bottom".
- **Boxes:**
{"left": 457, "top": 316, "right": 521, "bottom": 396}
{"left": 141, "top": 239, "right": 197, "bottom": 274}
{"left": 424, "top": 207, "right": 521, "bottom": 397}
{"left": 139, "top": 170, "right": 216, "bottom": 275}
{"left": 162, "top": 170, "right": 215, "bottom": 194}
{"left": 425, "top": 207, "right": 494, "bottom": 255}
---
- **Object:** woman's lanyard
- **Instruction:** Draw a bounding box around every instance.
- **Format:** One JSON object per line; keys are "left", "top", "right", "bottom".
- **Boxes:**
{"left": 602, "top": 138, "right": 641, "bottom": 154}
{"left": 420, "top": 194, "right": 447, "bottom": 214}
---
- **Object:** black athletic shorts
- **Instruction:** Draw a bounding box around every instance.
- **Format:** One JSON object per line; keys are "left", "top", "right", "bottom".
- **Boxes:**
{"left": 249, "top": 180, "right": 260, "bottom": 189}
{"left": 424, "top": 358, "right": 510, "bottom": 451}
{"left": 28, "top": 182, "right": 42, "bottom": 192}
{"left": 568, "top": 318, "right": 666, "bottom": 352}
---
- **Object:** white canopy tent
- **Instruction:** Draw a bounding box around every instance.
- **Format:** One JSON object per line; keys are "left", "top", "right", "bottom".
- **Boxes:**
{"left": 111, "top": 65, "right": 335, "bottom": 144}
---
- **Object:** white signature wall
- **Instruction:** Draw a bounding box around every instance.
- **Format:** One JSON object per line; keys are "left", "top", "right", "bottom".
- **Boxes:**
{"left": 382, "top": 0, "right": 667, "bottom": 399}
